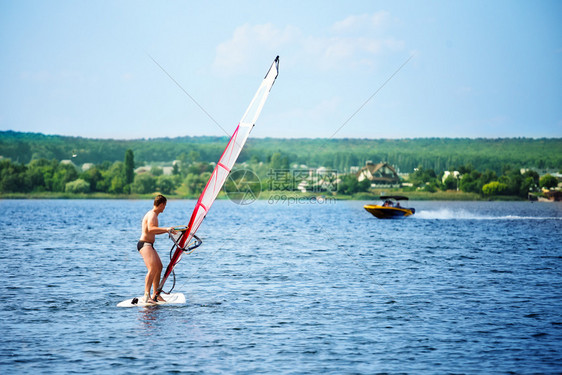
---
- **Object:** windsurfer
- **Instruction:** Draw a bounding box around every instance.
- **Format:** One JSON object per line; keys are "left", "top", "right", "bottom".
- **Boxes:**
{"left": 138, "top": 194, "right": 175, "bottom": 303}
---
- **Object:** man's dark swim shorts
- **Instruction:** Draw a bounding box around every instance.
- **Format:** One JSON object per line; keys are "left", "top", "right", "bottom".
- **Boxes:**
{"left": 137, "top": 241, "right": 154, "bottom": 251}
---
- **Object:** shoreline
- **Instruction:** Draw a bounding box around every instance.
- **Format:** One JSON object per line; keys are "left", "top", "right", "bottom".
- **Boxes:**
{"left": 0, "top": 190, "right": 530, "bottom": 201}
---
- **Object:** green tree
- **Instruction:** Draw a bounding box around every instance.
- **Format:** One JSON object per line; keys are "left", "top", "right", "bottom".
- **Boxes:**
{"left": 187, "top": 150, "right": 200, "bottom": 163}
{"left": 482, "top": 181, "right": 508, "bottom": 196}
{"left": 423, "top": 181, "right": 439, "bottom": 192}
{"left": 269, "top": 152, "right": 289, "bottom": 170}
{"left": 184, "top": 172, "right": 211, "bottom": 195}
{"left": 0, "top": 159, "right": 28, "bottom": 193}
{"left": 540, "top": 174, "right": 558, "bottom": 189}
{"left": 52, "top": 163, "right": 79, "bottom": 192}
{"left": 459, "top": 170, "right": 482, "bottom": 194}
{"left": 25, "top": 158, "right": 56, "bottom": 192}
{"left": 185, "top": 162, "right": 213, "bottom": 175}
{"left": 99, "top": 161, "right": 124, "bottom": 193}
{"left": 65, "top": 179, "right": 90, "bottom": 193}
{"left": 457, "top": 164, "right": 474, "bottom": 175}
{"left": 124, "top": 149, "right": 135, "bottom": 185}
{"left": 522, "top": 170, "right": 540, "bottom": 185}
{"left": 502, "top": 167, "right": 524, "bottom": 196}
{"left": 80, "top": 167, "right": 103, "bottom": 192}
{"left": 96, "top": 175, "right": 110, "bottom": 193}
{"left": 442, "top": 175, "right": 458, "bottom": 190}
{"left": 338, "top": 174, "right": 370, "bottom": 195}
{"left": 109, "top": 175, "right": 126, "bottom": 194}
{"left": 480, "top": 170, "right": 498, "bottom": 186}
{"left": 157, "top": 175, "right": 176, "bottom": 195}
{"left": 520, "top": 177, "right": 536, "bottom": 196}
{"left": 150, "top": 166, "right": 163, "bottom": 176}
{"left": 131, "top": 173, "right": 156, "bottom": 194}
{"left": 409, "top": 166, "right": 438, "bottom": 187}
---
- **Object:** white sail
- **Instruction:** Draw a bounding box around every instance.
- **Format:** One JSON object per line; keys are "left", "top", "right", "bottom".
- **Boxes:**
{"left": 181, "top": 56, "right": 279, "bottom": 249}
{"left": 159, "top": 56, "right": 279, "bottom": 292}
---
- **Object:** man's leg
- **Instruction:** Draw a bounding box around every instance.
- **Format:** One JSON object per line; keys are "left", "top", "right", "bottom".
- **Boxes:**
{"left": 139, "top": 245, "right": 161, "bottom": 303}
{"left": 151, "top": 255, "right": 164, "bottom": 302}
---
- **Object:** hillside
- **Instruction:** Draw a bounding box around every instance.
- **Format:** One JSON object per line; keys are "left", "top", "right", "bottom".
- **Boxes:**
{"left": 1, "top": 130, "right": 560, "bottom": 173}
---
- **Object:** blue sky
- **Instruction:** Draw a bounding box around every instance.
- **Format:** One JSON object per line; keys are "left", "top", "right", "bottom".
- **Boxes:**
{"left": 0, "top": 0, "right": 560, "bottom": 139}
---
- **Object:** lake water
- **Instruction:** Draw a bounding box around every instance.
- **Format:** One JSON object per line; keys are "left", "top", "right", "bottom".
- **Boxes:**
{"left": 1, "top": 199, "right": 561, "bottom": 374}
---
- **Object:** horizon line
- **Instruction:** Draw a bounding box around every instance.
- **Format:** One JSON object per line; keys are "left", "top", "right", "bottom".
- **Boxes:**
{"left": 1, "top": 129, "right": 561, "bottom": 142}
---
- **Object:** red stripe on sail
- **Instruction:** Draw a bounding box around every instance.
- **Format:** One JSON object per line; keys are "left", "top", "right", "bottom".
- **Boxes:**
{"left": 177, "top": 125, "right": 240, "bottom": 249}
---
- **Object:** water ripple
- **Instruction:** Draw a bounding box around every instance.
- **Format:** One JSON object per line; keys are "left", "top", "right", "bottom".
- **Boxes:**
{"left": 0, "top": 199, "right": 561, "bottom": 373}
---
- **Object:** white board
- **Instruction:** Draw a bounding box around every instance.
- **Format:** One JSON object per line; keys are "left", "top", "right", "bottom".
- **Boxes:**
{"left": 117, "top": 292, "right": 186, "bottom": 308}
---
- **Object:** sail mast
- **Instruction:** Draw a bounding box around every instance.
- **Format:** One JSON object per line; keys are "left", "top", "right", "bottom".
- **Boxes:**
{"left": 158, "top": 56, "right": 279, "bottom": 293}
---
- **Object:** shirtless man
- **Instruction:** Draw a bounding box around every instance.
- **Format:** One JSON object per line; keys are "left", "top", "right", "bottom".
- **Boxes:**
{"left": 138, "top": 195, "right": 175, "bottom": 304}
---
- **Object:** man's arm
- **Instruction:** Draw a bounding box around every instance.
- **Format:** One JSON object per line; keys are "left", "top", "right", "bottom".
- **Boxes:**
{"left": 147, "top": 212, "right": 173, "bottom": 235}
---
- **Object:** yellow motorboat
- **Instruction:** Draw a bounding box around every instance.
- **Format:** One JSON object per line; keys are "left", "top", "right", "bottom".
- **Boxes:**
{"left": 364, "top": 195, "right": 415, "bottom": 219}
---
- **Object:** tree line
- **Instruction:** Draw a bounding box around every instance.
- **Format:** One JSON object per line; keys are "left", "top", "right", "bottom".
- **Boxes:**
{"left": 404, "top": 164, "right": 558, "bottom": 198}
{"left": 0, "top": 147, "right": 226, "bottom": 196}
{"left": 335, "top": 163, "right": 559, "bottom": 198}
{"left": 2, "top": 150, "right": 559, "bottom": 199}
{"left": 1, "top": 131, "right": 560, "bottom": 198}
{"left": 0, "top": 150, "right": 135, "bottom": 194}
{"left": 1, "top": 131, "right": 560, "bottom": 174}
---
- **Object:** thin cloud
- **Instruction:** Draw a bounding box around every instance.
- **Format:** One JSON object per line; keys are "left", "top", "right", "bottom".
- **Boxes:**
{"left": 212, "top": 23, "right": 299, "bottom": 74}
{"left": 213, "top": 12, "right": 404, "bottom": 75}
{"left": 332, "top": 11, "right": 391, "bottom": 33}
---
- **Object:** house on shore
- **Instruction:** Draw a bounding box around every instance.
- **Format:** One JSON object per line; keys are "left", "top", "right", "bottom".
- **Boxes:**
{"left": 357, "top": 161, "right": 401, "bottom": 187}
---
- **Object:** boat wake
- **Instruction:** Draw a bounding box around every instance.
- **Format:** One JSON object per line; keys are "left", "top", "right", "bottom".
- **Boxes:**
{"left": 414, "top": 208, "right": 561, "bottom": 220}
